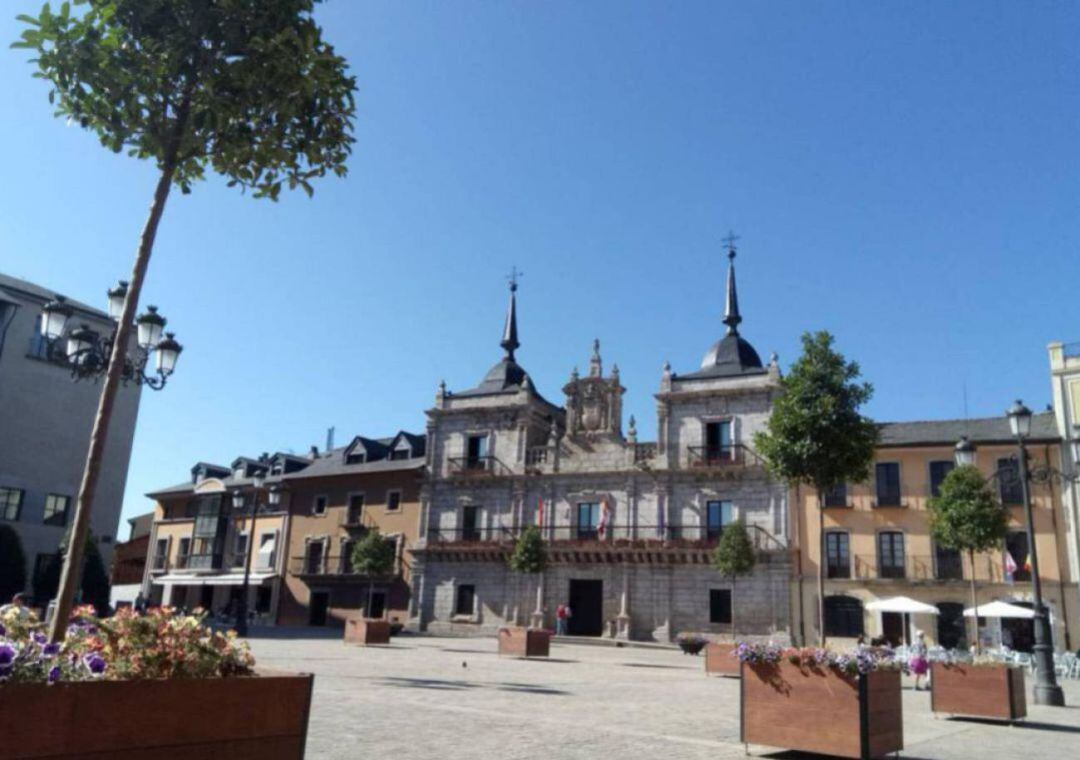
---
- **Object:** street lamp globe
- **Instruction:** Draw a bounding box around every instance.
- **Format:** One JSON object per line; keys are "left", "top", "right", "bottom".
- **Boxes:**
{"left": 1007, "top": 399, "right": 1033, "bottom": 439}
{"left": 66, "top": 324, "right": 98, "bottom": 365}
{"left": 252, "top": 471, "right": 266, "bottom": 491}
{"left": 106, "top": 281, "right": 128, "bottom": 321}
{"left": 231, "top": 489, "right": 245, "bottom": 510}
{"left": 954, "top": 436, "right": 976, "bottom": 467}
{"left": 154, "top": 332, "right": 183, "bottom": 376}
{"left": 136, "top": 305, "right": 166, "bottom": 349}
{"left": 40, "top": 297, "right": 72, "bottom": 340}
{"left": 267, "top": 485, "right": 282, "bottom": 507}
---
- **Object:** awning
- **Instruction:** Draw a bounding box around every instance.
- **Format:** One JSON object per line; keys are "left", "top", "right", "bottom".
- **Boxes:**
{"left": 153, "top": 572, "right": 276, "bottom": 587}
{"left": 865, "top": 596, "right": 940, "bottom": 614}
{"left": 964, "top": 601, "right": 1035, "bottom": 619}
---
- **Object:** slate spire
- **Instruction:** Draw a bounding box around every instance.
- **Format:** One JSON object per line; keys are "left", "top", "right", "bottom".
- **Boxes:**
{"left": 722, "top": 238, "right": 742, "bottom": 336}
{"left": 501, "top": 268, "right": 521, "bottom": 360}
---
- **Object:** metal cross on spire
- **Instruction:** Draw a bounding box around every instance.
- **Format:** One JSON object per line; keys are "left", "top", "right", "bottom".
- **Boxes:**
{"left": 507, "top": 265, "right": 523, "bottom": 292}
{"left": 721, "top": 230, "right": 740, "bottom": 260}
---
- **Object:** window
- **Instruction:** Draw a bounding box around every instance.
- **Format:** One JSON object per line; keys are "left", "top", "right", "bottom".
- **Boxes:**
{"left": 386, "top": 490, "right": 401, "bottom": 512}
{"left": 346, "top": 494, "right": 365, "bottom": 525}
{"left": 0, "top": 488, "right": 24, "bottom": 521}
{"left": 824, "top": 595, "right": 864, "bottom": 637}
{"left": 704, "top": 421, "right": 733, "bottom": 461}
{"left": 177, "top": 537, "right": 191, "bottom": 569}
{"left": 875, "top": 463, "right": 901, "bottom": 506}
{"left": 390, "top": 448, "right": 410, "bottom": 461}
{"left": 823, "top": 483, "right": 848, "bottom": 508}
{"left": 825, "top": 532, "right": 850, "bottom": 579}
{"left": 705, "top": 500, "right": 733, "bottom": 540}
{"left": 27, "top": 315, "right": 49, "bottom": 359}
{"left": 454, "top": 584, "right": 476, "bottom": 616}
{"left": 709, "top": 589, "right": 732, "bottom": 624}
{"left": 305, "top": 540, "right": 325, "bottom": 574}
{"left": 934, "top": 542, "right": 963, "bottom": 580}
{"left": 877, "top": 531, "right": 906, "bottom": 579}
{"left": 998, "top": 458, "right": 1023, "bottom": 504}
{"left": 461, "top": 505, "right": 480, "bottom": 541}
{"left": 233, "top": 532, "right": 249, "bottom": 567}
{"left": 312, "top": 495, "right": 328, "bottom": 516}
{"left": 1006, "top": 531, "right": 1031, "bottom": 582}
{"left": 43, "top": 494, "right": 70, "bottom": 526}
{"left": 346, "top": 452, "right": 366, "bottom": 465}
{"left": 466, "top": 435, "right": 488, "bottom": 468}
{"left": 153, "top": 537, "right": 168, "bottom": 570}
{"left": 256, "top": 532, "right": 277, "bottom": 570}
{"left": 929, "top": 460, "right": 954, "bottom": 497}
{"left": 576, "top": 502, "right": 600, "bottom": 540}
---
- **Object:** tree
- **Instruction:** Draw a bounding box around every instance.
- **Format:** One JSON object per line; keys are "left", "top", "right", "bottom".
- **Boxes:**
{"left": 15, "top": 0, "right": 356, "bottom": 641}
{"left": 928, "top": 465, "right": 1009, "bottom": 653}
{"left": 754, "top": 331, "right": 878, "bottom": 645}
{"left": 712, "top": 520, "right": 756, "bottom": 639}
{"left": 31, "top": 534, "right": 110, "bottom": 616}
{"left": 350, "top": 529, "right": 396, "bottom": 619}
{"left": 508, "top": 525, "right": 547, "bottom": 628}
{"left": 0, "top": 526, "right": 28, "bottom": 603}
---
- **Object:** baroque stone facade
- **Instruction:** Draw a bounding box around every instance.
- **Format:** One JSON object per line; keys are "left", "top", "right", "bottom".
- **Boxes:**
{"left": 411, "top": 252, "right": 793, "bottom": 642}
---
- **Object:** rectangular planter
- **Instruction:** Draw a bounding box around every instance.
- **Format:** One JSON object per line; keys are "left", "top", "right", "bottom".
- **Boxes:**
{"left": 741, "top": 661, "right": 903, "bottom": 760}
{"left": 930, "top": 663, "right": 1026, "bottom": 721}
{"left": 498, "top": 627, "right": 551, "bottom": 658}
{"left": 344, "top": 618, "right": 391, "bottom": 646}
{"left": 705, "top": 643, "right": 740, "bottom": 677}
{"left": 0, "top": 669, "right": 313, "bottom": 759}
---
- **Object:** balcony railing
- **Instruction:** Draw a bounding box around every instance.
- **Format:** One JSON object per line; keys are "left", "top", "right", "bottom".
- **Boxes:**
{"left": 426, "top": 523, "right": 786, "bottom": 551}
{"left": 447, "top": 455, "right": 509, "bottom": 477}
{"left": 686, "top": 444, "right": 763, "bottom": 468}
{"left": 526, "top": 447, "right": 550, "bottom": 466}
{"left": 427, "top": 527, "right": 517, "bottom": 544}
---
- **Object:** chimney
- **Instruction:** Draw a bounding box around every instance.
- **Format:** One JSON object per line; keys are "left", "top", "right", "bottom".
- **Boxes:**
{"left": 326, "top": 426, "right": 335, "bottom": 452}
{"left": 309, "top": 445, "right": 319, "bottom": 459}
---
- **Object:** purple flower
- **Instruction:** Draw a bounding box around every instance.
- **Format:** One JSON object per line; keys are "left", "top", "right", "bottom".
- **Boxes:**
{"left": 0, "top": 643, "right": 16, "bottom": 666}
{"left": 42, "top": 642, "right": 60, "bottom": 658}
{"left": 48, "top": 666, "right": 61, "bottom": 684}
{"left": 32, "top": 632, "right": 47, "bottom": 645}
{"left": 84, "top": 653, "right": 107, "bottom": 675}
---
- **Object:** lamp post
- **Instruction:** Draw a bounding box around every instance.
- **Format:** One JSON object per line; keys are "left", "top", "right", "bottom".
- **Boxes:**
{"left": 1006, "top": 401, "right": 1066, "bottom": 707}
{"left": 231, "top": 476, "right": 280, "bottom": 637}
{"left": 43, "top": 283, "right": 183, "bottom": 643}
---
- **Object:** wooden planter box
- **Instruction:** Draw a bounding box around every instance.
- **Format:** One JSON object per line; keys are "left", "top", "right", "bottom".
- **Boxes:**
{"left": 930, "top": 663, "right": 1026, "bottom": 721}
{"left": 0, "top": 669, "right": 313, "bottom": 759}
{"left": 344, "top": 618, "right": 391, "bottom": 646}
{"left": 705, "top": 643, "right": 740, "bottom": 677}
{"left": 498, "top": 627, "right": 551, "bottom": 658}
{"left": 741, "top": 661, "right": 903, "bottom": 759}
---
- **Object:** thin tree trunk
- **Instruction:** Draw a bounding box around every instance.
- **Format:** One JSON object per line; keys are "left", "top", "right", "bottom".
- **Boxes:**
{"left": 731, "top": 575, "right": 737, "bottom": 641}
{"left": 968, "top": 549, "right": 980, "bottom": 654}
{"left": 817, "top": 491, "right": 826, "bottom": 647}
{"left": 48, "top": 87, "right": 192, "bottom": 643}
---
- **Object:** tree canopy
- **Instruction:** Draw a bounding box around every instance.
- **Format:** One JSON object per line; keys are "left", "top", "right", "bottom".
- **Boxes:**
{"left": 712, "top": 521, "right": 756, "bottom": 580}
{"left": 928, "top": 465, "right": 1009, "bottom": 554}
{"left": 754, "top": 331, "right": 879, "bottom": 495}
{"left": 350, "top": 530, "right": 396, "bottom": 578}
{"left": 0, "top": 526, "right": 28, "bottom": 603}
{"left": 14, "top": 0, "right": 356, "bottom": 197}
{"left": 508, "top": 525, "right": 546, "bottom": 575}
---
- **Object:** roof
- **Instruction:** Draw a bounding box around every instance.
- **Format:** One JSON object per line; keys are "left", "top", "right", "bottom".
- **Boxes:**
{"left": 454, "top": 357, "right": 529, "bottom": 397}
{"left": 126, "top": 512, "right": 155, "bottom": 540}
{"left": 282, "top": 449, "right": 426, "bottom": 480}
{"left": 675, "top": 333, "right": 768, "bottom": 381}
{"left": 878, "top": 411, "right": 1059, "bottom": 447}
{"left": 0, "top": 271, "right": 110, "bottom": 320}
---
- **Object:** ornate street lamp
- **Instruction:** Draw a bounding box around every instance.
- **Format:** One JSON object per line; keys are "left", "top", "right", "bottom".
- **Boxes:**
{"left": 38, "top": 287, "right": 182, "bottom": 389}
{"left": 954, "top": 436, "right": 976, "bottom": 467}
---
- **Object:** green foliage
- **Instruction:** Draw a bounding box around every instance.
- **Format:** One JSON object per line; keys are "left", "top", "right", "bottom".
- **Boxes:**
{"left": 14, "top": 0, "right": 356, "bottom": 197}
{"left": 350, "top": 529, "right": 396, "bottom": 577}
{"left": 928, "top": 465, "right": 1009, "bottom": 554}
{"left": 712, "top": 520, "right": 756, "bottom": 579}
{"left": 31, "top": 534, "right": 110, "bottom": 614}
{"left": 0, "top": 525, "right": 27, "bottom": 602}
{"left": 508, "top": 525, "right": 546, "bottom": 575}
{"left": 754, "top": 331, "right": 879, "bottom": 494}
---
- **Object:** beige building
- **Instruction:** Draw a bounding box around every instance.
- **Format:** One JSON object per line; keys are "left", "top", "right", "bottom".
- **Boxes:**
{"left": 792, "top": 413, "right": 1079, "bottom": 652}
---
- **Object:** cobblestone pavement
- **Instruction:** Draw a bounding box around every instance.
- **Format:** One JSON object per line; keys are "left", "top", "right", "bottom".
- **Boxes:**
{"left": 248, "top": 632, "right": 1080, "bottom": 759}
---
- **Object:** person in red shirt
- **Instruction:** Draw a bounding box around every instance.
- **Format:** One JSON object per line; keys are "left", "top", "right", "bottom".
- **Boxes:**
{"left": 556, "top": 603, "right": 571, "bottom": 636}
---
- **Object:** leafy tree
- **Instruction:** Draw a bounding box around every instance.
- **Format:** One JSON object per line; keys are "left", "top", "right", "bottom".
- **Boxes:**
{"left": 0, "top": 526, "right": 28, "bottom": 603}
{"left": 754, "top": 331, "right": 878, "bottom": 645}
{"left": 712, "top": 520, "right": 756, "bottom": 638}
{"left": 929, "top": 465, "right": 1009, "bottom": 653}
{"left": 351, "top": 529, "right": 396, "bottom": 619}
{"left": 32, "top": 534, "right": 110, "bottom": 616}
{"left": 15, "top": 0, "right": 355, "bottom": 641}
{"left": 509, "top": 525, "right": 548, "bottom": 628}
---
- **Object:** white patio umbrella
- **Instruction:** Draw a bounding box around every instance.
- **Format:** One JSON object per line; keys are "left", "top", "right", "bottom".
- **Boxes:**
{"left": 865, "top": 596, "right": 941, "bottom": 614}
{"left": 963, "top": 601, "right": 1035, "bottom": 619}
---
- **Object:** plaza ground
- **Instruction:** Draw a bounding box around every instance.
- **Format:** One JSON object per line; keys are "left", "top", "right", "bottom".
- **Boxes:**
{"left": 248, "top": 631, "right": 1080, "bottom": 759}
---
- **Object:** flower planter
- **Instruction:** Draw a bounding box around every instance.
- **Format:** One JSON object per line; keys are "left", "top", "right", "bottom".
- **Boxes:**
{"left": 677, "top": 637, "right": 708, "bottom": 656}
{"left": 741, "top": 661, "right": 903, "bottom": 759}
{"left": 498, "top": 627, "right": 551, "bottom": 658}
{"left": 0, "top": 669, "right": 313, "bottom": 759}
{"left": 930, "top": 663, "right": 1026, "bottom": 722}
{"left": 705, "top": 643, "right": 740, "bottom": 677}
{"left": 344, "top": 618, "right": 391, "bottom": 646}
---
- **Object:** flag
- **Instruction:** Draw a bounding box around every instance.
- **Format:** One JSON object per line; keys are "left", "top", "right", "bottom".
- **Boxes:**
{"left": 598, "top": 495, "right": 611, "bottom": 539}
{"left": 1004, "top": 550, "right": 1017, "bottom": 583}
{"left": 537, "top": 497, "right": 544, "bottom": 529}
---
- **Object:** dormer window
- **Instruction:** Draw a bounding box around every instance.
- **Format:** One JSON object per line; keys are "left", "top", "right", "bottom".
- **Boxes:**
{"left": 390, "top": 448, "right": 410, "bottom": 461}
{"left": 346, "top": 452, "right": 366, "bottom": 465}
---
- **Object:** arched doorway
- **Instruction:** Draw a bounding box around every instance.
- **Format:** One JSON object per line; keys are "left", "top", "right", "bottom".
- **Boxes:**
{"left": 936, "top": 602, "right": 965, "bottom": 649}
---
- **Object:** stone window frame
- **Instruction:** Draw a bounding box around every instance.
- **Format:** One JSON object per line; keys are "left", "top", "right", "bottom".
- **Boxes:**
{"left": 303, "top": 534, "right": 330, "bottom": 575}
{"left": 256, "top": 529, "right": 278, "bottom": 571}
{"left": 873, "top": 461, "right": 903, "bottom": 507}
{"left": 345, "top": 491, "right": 366, "bottom": 525}
{"left": 311, "top": 494, "right": 329, "bottom": 517}
{"left": 462, "top": 430, "right": 494, "bottom": 462}
{"left": 875, "top": 528, "right": 907, "bottom": 579}
{"left": 824, "top": 529, "right": 852, "bottom": 579}
{"left": 698, "top": 414, "right": 739, "bottom": 449}
{"left": 385, "top": 489, "right": 402, "bottom": 512}
{"left": 566, "top": 490, "right": 615, "bottom": 537}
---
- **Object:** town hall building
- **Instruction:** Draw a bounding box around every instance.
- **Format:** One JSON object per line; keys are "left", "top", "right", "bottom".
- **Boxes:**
{"left": 410, "top": 247, "right": 793, "bottom": 641}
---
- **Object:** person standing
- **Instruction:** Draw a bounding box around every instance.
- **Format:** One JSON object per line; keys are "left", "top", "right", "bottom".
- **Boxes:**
{"left": 910, "top": 630, "right": 930, "bottom": 690}
{"left": 555, "top": 603, "right": 569, "bottom": 636}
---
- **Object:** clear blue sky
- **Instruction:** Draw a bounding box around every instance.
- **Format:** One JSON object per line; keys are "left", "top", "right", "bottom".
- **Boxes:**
{"left": 1, "top": 1, "right": 1078, "bottom": 526}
